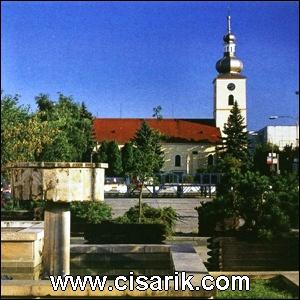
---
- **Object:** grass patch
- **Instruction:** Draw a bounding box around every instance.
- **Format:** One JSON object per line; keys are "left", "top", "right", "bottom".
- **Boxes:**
{"left": 216, "top": 276, "right": 298, "bottom": 299}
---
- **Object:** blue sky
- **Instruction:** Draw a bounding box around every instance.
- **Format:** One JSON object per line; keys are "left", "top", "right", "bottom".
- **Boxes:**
{"left": 1, "top": 1, "right": 299, "bottom": 131}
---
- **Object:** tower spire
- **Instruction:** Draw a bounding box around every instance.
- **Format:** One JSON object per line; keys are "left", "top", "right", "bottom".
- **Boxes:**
{"left": 227, "top": 15, "right": 231, "bottom": 33}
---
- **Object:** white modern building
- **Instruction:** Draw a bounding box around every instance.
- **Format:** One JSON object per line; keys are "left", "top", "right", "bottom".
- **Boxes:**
{"left": 256, "top": 125, "right": 298, "bottom": 150}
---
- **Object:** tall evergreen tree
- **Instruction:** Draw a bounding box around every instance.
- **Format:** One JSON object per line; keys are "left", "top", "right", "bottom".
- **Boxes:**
{"left": 131, "top": 121, "right": 164, "bottom": 222}
{"left": 94, "top": 140, "right": 110, "bottom": 163}
{"left": 121, "top": 142, "right": 134, "bottom": 175}
{"left": 107, "top": 141, "right": 123, "bottom": 176}
{"left": 222, "top": 101, "right": 250, "bottom": 170}
{"left": 222, "top": 101, "right": 249, "bottom": 162}
{"left": 216, "top": 101, "right": 250, "bottom": 195}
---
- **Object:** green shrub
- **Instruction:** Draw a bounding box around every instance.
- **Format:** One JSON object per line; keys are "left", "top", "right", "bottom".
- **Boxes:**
{"left": 2, "top": 199, "right": 46, "bottom": 211}
{"left": 269, "top": 174, "right": 299, "bottom": 228}
{"left": 196, "top": 171, "right": 299, "bottom": 240}
{"left": 70, "top": 201, "right": 112, "bottom": 224}
{"left": 2, "top": 200, "right": 15, "bottom": 211}
{"left": 195, "top": 194, "right": 239, "bottom": 235}
{"left": 117, "top": 203, "right": 179, "bottom": 237}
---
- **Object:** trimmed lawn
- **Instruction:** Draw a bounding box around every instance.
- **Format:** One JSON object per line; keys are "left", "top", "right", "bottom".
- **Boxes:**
{"left": 216, "top": 277, "right": 298, "bottom": 299}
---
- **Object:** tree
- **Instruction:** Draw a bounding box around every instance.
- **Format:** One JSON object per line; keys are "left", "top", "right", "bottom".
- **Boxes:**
{"left": 253, "top": 142, "right": 280, "bottom": 176}
{"left": 79, "top": 102, "right": 95, "bottom": 162}
{"left": 196, "top": 171, "right": 298, "bottom": 239}
{"left": 94, "top": 140, "right": 109, "bottom": 163}
{"left": 107, "top": 141, "right": 123, "bottom": 176}
{"left": 216, "top": 101, "right": 250, "bottom": 175}
{"left": 121, "top": 142, "right": 135, "bottom": 175}
{"left": 152, "top": 105, "right": 163, "bottom": 119}
{"left": 252, "top": 143, "right": 299, "bottom": 176}
{"left": 35, "top": 94, "right": 55, "bottom": 121}
{"left": 279, "top": 145, "right": 299, "bottom": 175}
{"left": 1, "top": 92, "right": 57, "bottom": 165}
{"left": 235, "top": 171, "right": 271, "bottom": 233}
{"left": 35, "top": 93, "right": 94, "bottom": 162}
{"left": 222, "top": 101, "right": 249, "bottom": 162}
{"left": 131, "top": 121, "right": 164, "bottom": 223}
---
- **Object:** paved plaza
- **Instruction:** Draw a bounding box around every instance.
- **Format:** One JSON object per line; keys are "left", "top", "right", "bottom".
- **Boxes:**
{"left": 105, "top": 197, "right": 212, "bottom": 234}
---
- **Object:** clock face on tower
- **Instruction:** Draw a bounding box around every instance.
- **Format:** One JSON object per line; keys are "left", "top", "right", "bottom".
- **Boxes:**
{"left": 227, "top": 83, "right": 236, "bottom": 91}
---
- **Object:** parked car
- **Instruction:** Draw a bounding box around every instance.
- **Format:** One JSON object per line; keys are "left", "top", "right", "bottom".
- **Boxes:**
{"left": 1, "top": 182, "right": 12, "bottom": 207}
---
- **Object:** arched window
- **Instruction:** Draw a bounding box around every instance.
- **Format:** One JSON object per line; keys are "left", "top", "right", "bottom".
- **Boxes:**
{"left": 207, "top": 154, "right": 214, "bottom": 166}
{"left": 175, "top": 155, "right": 181, "bottom": 167}
{"left": 228, "top": 95, "right": 234, "bottom": 105}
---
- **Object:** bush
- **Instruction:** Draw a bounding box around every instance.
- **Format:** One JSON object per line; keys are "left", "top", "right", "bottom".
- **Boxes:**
{"left": 2, "top": 200, "right": 15, "bottom": 211}
{"left": 116, "top": 203, "right": 179, "bottom": 237}
{"left": 196, "top": 171, "right": 299, "bottom": 240}
{"left": 269, "top": 174, "right": 299, "bottom": 228}
{"left": 1, "top": 200, "right": 45, "bottom": 220}
{"left": 195, "top": 195, "right": 240, "bottom": 235}
{"left": 70, "top": 201, "right": 112, "bottom": 224}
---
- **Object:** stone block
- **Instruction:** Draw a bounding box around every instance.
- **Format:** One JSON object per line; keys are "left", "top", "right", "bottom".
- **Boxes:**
{"left": 1, "top": 221, "right": 44, "bottom": 268}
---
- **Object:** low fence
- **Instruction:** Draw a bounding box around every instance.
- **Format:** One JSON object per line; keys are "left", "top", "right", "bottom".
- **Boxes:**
{"left": 104, "top": 173, "right": 222, "bottom": 198}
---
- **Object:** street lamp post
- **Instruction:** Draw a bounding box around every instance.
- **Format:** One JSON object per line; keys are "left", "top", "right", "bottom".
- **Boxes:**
{"left": 267, "top": 118, "right": 279, "bottom": 174}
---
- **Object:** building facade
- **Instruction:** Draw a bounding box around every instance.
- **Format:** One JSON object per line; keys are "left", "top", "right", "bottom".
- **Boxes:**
{"left": 93, "top": 118, "right": 220, "bottom": 176}
{"left": 92, "top": 16, "right": 247, "bottom": 175}
{"left": 255, "top": 125, "right": 298, "bottom": 150}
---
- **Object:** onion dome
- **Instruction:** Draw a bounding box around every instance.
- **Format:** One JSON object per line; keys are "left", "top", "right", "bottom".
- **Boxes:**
{"left": 215, "top": 16, "right": 244, "bottom": 74}
{"left": 216, "top": 56, "right": 243, "bottom": 74}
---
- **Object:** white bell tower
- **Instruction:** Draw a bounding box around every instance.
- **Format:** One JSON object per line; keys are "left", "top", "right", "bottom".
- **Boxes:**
{"left": 214, "top": 16, "right": 247, "bottom": 136}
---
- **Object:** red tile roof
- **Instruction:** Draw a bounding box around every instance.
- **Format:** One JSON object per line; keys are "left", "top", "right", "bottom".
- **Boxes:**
{"left": 93, "top": 118, "right": 221, "bottom": 144}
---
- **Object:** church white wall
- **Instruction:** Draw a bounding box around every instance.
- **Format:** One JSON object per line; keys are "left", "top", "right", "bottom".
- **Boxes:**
{"left": 96, "top": 142, "right": 217, "bottom": 176}
{"left": 161, "top": 143, "right": 216, "bottom": 175}
{"left": 214, "top": 78, "right": 247, "bottom": 135}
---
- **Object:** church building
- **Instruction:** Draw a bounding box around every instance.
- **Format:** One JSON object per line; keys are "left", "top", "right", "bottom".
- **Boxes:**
{"left": 93, "top": 16, "right": 247, "bottom": 176}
